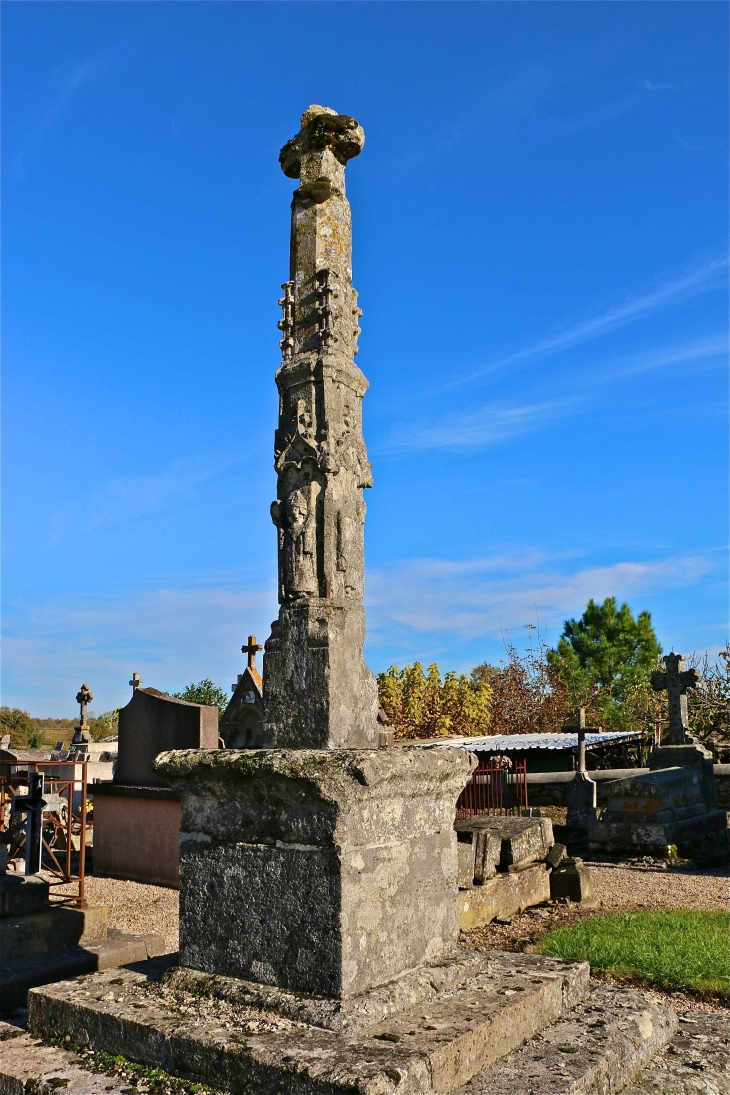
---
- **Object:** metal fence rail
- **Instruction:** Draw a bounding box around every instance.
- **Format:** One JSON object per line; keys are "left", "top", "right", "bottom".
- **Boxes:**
{"left": 455, "top": 758, "right": 529, "bottom": 820}
{"left": 0, "top": 760, "right": 87, "bottom": 906}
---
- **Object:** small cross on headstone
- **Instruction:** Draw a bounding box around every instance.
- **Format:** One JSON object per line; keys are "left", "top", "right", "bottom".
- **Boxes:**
{"left": 129, "top": 672, "right": 143, "bottom": 691}
{"left": 651, "top": 652, "right": 700, "bottom": 745}
{"left": 242, "top": 636, "right": 263, "bottom": 671}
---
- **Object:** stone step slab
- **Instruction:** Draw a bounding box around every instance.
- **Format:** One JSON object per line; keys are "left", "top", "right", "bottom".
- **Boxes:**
{"left": 622, "top": 1009, "right": 730, "bottom": 1095}
{"left": 1, "top": 930, "right": 167, "bottom": 1012}
{"left": 461, "top": 983, "right": 678, "bottom": 1094}
{"left": 26, "top": 950, "right": 589, "bottom": 1095}
{"left": 0, "top": 1022, "right": 133, "bottom": 1095}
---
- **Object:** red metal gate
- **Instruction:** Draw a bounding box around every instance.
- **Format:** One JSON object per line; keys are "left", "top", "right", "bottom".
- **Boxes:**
{"left": 455, "top": 758, "right": 528, "bottom": 820}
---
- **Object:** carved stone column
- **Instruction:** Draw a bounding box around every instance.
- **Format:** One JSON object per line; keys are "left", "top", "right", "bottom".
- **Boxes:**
{"left": 264, "top": 105, "right": 378, "bottom": 748}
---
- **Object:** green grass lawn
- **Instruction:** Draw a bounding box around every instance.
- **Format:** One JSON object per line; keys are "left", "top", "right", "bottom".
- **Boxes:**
{"left": 537, "top": 910, "right": 730, "bottom": 998}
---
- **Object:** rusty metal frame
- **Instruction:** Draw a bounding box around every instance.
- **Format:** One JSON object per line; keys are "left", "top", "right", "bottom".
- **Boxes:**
{"left": 455, "top": 758, "right": 529, "bottom": 820}
{"left": 0, "top": 759, "right": 88, "bottom": 906}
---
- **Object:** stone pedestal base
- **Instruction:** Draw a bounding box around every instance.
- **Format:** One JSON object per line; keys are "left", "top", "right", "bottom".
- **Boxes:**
{"left": 27, "top": 949, "right": 590, "bottom": 1095}
{"left": 154, "top": 747, "right": 475, "bottom": 999}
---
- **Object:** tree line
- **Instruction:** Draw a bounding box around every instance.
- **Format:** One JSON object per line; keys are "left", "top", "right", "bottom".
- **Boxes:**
{"left": 2, "top": 599, "right": 727, "bottom": 747}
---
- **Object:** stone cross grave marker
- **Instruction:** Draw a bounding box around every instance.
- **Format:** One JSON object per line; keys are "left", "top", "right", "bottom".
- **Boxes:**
{"left": 562, "top": 708, "right": 599, "bottom": 830}
{"left": 241, "top": 635, "right": 262, "bottom": 671}
{"left": 651, "top": 652, "right": 700, "bottom": 745}
{"left": 129, "top": 672, "right": 143, "bottom": 691}
{"left": 72, "top": 683, "right": 92, "bottom": 746}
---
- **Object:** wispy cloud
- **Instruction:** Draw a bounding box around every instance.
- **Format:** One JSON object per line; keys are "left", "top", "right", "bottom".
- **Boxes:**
{"left": 1, "top": 578, "right": 278, "bottom": 716}
{"left": 366, "top": 552, "right": 714, "bottom": 643}
{"left": 452, "top": 256, "right": 728, "bottom": 388}
{"left": 12, "top": 56, "right": 110, "bottom": 178}
{"left": 380, "top": 398, "right": 577, "bottom": 454}
{"left": 49, "top": 452, "right": 243, "bottom": 541}
{"left": 382, "top": 336, "right": 726, "bottom": 456}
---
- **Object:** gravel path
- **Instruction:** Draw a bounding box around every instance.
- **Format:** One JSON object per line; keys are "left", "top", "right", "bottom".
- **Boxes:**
{"left": 52, "top": 875, "right": 179, "bottom": 953}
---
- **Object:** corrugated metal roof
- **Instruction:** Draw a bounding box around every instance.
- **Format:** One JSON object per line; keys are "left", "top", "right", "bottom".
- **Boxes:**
{"left": 414, "top": 731, "right": 641, "bottom": 751}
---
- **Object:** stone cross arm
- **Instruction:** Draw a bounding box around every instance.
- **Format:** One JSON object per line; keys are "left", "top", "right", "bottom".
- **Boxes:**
{"left": 242, "top": 635, "right": 263, "bottom": 670}
{"left": 650, "top": 665, "right": 701, "bottom": 694}
{"left": 279, "top": 105, "right": 365, "bottom": 180}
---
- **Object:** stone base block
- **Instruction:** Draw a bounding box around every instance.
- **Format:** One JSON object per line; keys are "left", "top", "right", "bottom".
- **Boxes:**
{"left": 1, "top": 930, "right": 167, "bottom": 1012}
{"left": 27, "top": 949, "right": 589, "bottom": 1095}
{"left": 458, "top": 865, "right": 551, "bottom": 931}
{"left": 589, "top": 807, "right": 729, "bottom": 857}
{"left": 154, "top": 747, "right": 475, "bottom": 999}
{"left": 548, "top": 858, "right": 593, "bottom": 903}
{"left": 90, "top": 785, "right": 181, "bottom": 888}
{"left": 0, "top": 904, "right": 108, "bottom": 963}
{"left": 0, "top": 873, "right": 49, "bottom": 917}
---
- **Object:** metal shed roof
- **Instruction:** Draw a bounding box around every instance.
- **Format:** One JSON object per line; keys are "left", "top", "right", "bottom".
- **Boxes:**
{"left": 415, "top": 731, "right": 641, "bottom": 751}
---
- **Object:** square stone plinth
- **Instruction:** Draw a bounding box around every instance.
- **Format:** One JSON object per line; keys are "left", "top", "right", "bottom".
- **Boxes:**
{"left": 154, "top": 747, "right": 475, "bottom": 999}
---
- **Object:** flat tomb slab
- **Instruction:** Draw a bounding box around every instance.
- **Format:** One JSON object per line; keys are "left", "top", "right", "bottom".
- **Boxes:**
{"left": 458, "top": 865, "right": 551, "bottom": 931}
{"left": 589, "top": 808, "right": 728, "bottom": 855}
{"left": 0, "top": 873, "right": 49, "bottom": 917}
{"left": 27, "top": 949, "right": 589, "bottom": 1095}
{"left": 0, "top": 903, "right": 108, "bottom": 962}
{"left": 1, "top": 930, "right": 168, "bottom": 1012}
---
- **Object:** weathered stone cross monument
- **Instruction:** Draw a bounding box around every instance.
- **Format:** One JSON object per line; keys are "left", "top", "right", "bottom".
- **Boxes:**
{"left": 264, "top": 105, "right": 378, "bottom": 749}
{"left": 651, "top": 651, "right": 700, "bottom": 745}
{"left": 27, "top": 106, "right": 616, "bottom": 1095}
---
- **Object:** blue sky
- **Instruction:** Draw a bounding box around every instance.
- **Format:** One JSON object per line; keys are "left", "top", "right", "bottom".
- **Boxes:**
{"left": 2, "top": 1, "right": 727, "bottom": 717}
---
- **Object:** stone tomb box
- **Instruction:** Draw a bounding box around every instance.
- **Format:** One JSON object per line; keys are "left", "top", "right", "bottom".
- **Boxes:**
{"left": 91, "top": 689, "right": 219, "bottom": 888}
{"left": 156, "top": 745, "right": 475, "bottom": 998}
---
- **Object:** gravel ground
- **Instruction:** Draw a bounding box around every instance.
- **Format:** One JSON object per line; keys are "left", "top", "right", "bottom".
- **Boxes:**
{"left": 46, "top": 861, "right": 727, "bottom": 1008}
{"left": 51, "top": 874, "right": 179, "bottom": 953}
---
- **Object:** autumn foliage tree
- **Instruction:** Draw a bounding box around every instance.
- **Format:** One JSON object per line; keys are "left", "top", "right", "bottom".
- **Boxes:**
{"left": 377, "top": 663, "right": 491, "bottom": 740}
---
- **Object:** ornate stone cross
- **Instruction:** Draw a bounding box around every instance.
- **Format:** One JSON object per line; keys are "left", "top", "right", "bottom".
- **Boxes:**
{"left": 241, "top": 635, "right": 262, "bottom": 671}
{"left": 651, "top": 652, "right": 700, "bottom": 745}
{"left": 73, "top": 683, "right": 93, "bottom": 745}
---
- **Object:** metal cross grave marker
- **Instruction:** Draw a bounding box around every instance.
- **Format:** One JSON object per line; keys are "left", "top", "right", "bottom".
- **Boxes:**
{"left": 12, "top": 770, "right": 46, "bottom": 874}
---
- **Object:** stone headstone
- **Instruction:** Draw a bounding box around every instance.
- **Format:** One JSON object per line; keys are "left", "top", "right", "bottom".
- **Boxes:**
{"left": 114, "top": 687, "right": 219, "bottom": 788}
